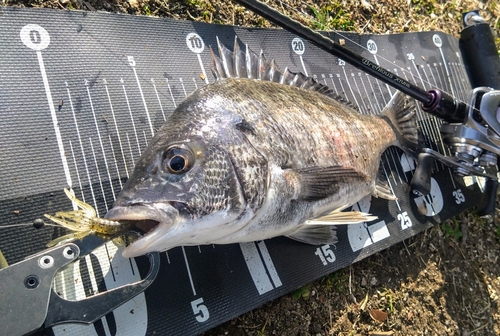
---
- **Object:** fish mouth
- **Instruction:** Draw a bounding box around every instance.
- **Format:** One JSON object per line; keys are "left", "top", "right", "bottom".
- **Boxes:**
{"left": 104, "top": 202, "right": 179, "bottom": 258}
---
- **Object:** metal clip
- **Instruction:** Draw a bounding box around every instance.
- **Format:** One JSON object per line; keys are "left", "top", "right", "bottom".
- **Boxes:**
{"left": 0, "top": 232, "right": 160, "bottom": 336}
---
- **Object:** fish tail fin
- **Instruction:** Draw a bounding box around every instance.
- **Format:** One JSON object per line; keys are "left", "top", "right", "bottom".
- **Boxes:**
{"left": 381, "top": 90, "right": 419, "bottom": 156}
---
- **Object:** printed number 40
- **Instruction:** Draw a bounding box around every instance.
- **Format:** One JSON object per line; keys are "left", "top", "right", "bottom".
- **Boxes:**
{"left": 191, "top": 298, "right": 209, "bottom": 322}
{"left": 315, "top": 244, "right": 336, "bottom": 266}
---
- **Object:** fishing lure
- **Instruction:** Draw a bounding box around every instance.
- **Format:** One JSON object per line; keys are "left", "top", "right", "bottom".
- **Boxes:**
{"left": 44, "top": 188, "right": 127, "bottom": 235}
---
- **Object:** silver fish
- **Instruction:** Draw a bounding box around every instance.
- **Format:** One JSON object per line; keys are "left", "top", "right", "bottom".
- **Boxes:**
{"left": 105, "top": 37, "right": 418, "bottom": 258}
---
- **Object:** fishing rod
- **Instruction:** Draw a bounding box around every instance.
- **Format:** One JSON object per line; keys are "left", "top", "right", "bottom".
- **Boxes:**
{"left": 233, "top": 0, "right": 500, "bottom": 212}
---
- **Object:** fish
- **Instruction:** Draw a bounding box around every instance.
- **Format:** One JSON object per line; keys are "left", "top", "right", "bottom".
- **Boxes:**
{"left": 104, "top": 37, "right": 418, "bottom": 258}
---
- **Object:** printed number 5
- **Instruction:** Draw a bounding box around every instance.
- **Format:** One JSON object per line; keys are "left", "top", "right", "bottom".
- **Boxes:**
{"left": 127, "top": 55, "right": 136, "bottom": 67}
{"left": 397, "top": 211, "right": 412, "bottom": 230}
{"left": 315, "top": 244, "right": 336, "bottom": 266}
{"left": 191, "top": 298, "right": 209, "bottom": 322}
{"left": 453, "top": 189, "right": 465, "bottom": 204}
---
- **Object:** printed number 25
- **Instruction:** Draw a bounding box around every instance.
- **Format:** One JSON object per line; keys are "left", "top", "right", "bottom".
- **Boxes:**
{"left": 191, "top": 298, "right": 209, "bottom": 322}
{"left": 398, "top": 211, "right": 412, "bottom": 230}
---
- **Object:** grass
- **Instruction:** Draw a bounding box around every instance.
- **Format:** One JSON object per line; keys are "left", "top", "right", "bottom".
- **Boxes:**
{"left": 441, "top": 217, "right": 463, "bottom": 240}
{"left": 183, "top": 0, "right": 215, "bottom": 22}
{"left": 324, "top": 271, "right": 346, "bottom": 292}
{"left": 291, "top": 284, "right": 311, "bottom": 299}
{"left": 411, "top": 0, "right": 436, "bottom": 15}
{"left": 308, "top": 5, "right": 355, "bottom": 31}
{"left": 378, "top": 289, "right": 395, "bottom": 313}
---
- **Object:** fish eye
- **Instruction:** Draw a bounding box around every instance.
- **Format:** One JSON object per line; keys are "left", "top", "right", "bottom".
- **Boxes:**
{"left": 163, "top": 146, "right": 194, "bottom": 174}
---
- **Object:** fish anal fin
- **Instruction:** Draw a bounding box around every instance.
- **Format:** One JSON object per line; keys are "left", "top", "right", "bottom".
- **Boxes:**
{"left": 305, "top": 207, "right": 378, "bottom": 225}
{"left": 373, "top": 178, "right": 397, "bottom": 200}
{"left": 293, "top": 166, "right": 367, "bottom": 201}
{"left": 286, "top": 225, "right": 338, "bottom": 245}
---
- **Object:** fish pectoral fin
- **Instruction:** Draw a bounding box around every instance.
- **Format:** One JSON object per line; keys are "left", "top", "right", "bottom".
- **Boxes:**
{"left": 373, "top": 179, "right": 397, "bottom": 200}
{"left": 292, "top": 166, "right": 368, "bottom": 201}
{"left": 305, "top": 207, "right": 378, "bottom": 225}
{"left": 286, "top": 225, "right": 338, "bottom": 245}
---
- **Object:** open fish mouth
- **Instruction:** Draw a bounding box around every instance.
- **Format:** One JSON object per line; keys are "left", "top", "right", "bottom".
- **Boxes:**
{"left": 104, "top": 203, "right": 179, "bottom": 257}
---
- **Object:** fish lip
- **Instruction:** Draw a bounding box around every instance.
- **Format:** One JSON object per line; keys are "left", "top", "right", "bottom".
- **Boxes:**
{"left": 104, "top": 202, "right": 176, "bottom": 224}
{"left": 105, "top": 202, "right": 179, "bottom": 246}
{"left": 105, "top": 202, "right": 181, "bottom": 258}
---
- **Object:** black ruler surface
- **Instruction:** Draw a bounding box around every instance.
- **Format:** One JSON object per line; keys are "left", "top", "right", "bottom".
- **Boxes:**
{"left": 0, "top": 7, "right": 488, "bottom": 336}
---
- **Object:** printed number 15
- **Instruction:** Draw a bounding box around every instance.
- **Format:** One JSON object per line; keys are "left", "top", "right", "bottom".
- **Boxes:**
{"left": 315, "top": 244, "right": 336, "bottom": 266}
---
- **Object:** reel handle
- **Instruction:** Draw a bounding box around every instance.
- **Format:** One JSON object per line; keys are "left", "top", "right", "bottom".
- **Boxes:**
{"left": 411, "top": 152, "right": 434, "bottom": 196}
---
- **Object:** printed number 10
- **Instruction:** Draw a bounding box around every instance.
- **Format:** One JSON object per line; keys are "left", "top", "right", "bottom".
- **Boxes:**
{"left": 315, "top": 244, "right": 336, "bottom": 266}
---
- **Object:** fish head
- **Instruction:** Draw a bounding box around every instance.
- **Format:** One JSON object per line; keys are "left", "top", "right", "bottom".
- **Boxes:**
{"left": 105, "top": 93, "right": 268, "bottom": 257}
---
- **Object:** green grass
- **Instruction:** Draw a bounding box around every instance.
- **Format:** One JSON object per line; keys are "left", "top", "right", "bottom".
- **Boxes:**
{"left": 411, "top": 0, "right": 436, "bottom": 15}
{"left": 441, "top": 217, "right": 462, "bottom": 240}
{"left": 291, "top": 284, "right": 311, "bottom": 299}
{"left": 324, "top": 271, "right": 346, "bottom": 291}
{"left": 379, "top": 289, "right": 395, "bottom": 313}
{"left": 308, "top": 5, "right": 355, "bottom": 31}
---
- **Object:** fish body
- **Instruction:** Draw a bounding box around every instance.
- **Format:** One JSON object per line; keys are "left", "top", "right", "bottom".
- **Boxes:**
{"left": 105, "top": 39, "right": 417, "bottom": 258}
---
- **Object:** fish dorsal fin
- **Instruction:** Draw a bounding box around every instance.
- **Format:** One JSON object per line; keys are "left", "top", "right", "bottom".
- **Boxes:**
{"left": 211, "top": 36, "right": 358, "bottom": 110}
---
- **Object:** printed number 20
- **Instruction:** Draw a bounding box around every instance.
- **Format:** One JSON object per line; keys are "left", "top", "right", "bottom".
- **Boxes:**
{"left": 293, "top": 40, "right": 304, "bottom": 51}
{"left": 191, "top": 298, "right": 209, "bottom": 322}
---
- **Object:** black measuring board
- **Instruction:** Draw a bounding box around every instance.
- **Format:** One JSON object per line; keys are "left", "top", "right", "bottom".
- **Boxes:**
{"left": 0, "top": 7, "right": 489, "bottom": 336}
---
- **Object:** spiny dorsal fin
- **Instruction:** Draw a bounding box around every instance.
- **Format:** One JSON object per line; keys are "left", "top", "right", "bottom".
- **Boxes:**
{"left": 210, "top": 36, "right": 358, "bottom": 110}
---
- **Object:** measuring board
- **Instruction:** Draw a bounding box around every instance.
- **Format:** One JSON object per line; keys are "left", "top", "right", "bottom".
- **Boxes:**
{"left": 0, "top": 7, "right": 489, "bottom": 336}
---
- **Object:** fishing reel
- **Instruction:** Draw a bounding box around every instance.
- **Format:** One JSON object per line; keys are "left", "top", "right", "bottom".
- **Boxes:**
{"left": 411, "top": 88, "right": 500, "bottom": 196}
{"left": 411, "top": 10, "right": 500, "bottom": 215}
{"left": 441, "top": 87, "right": 500, "bottom": 174}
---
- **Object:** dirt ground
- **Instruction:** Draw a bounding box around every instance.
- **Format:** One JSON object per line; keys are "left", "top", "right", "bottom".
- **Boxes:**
{"left": 3, "top": 0, "right": 500, "bottom": 335}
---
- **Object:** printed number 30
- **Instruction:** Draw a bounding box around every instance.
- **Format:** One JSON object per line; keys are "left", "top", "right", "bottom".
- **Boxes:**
{"left": 191, "top": 298, "right": 209, "bottom": 322}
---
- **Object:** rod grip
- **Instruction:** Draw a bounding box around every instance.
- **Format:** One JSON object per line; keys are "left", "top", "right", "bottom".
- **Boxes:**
{"left": 460, "top": 22, "right": 500, "bottom": 90}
